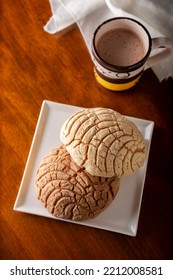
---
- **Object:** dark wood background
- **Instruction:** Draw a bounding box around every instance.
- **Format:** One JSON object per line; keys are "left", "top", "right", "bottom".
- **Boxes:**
{"left": 1, "top": 0, "right": 173, "bottom": 260}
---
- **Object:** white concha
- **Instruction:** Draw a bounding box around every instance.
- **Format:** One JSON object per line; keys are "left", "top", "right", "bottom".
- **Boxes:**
{"left": 60, "top": 107, "right": 146, "bottom": 178}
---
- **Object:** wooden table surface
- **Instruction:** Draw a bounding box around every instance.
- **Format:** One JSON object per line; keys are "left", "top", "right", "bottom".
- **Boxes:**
{"left": 1, "top": 0, "right": 173, "bottom": 260}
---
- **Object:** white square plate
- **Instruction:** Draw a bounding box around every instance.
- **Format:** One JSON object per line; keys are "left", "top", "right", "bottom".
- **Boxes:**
{"left": 14, "top": 101, "right": 154, "bottom": 236}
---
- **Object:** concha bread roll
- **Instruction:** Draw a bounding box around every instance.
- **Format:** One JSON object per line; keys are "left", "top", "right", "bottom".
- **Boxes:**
{"left": 60, "top": 107, "right": 146, "bottom": 178}
{"left": 36, "top": 145, "right": 120, "bottom": 221}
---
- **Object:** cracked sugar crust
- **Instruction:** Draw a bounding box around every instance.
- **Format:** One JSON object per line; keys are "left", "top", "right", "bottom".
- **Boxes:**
{"left": 60, "top": 107, "right": 146, "bottom": 177}
{"left": 35, "top": 145, "right": 120, "bottom": 221}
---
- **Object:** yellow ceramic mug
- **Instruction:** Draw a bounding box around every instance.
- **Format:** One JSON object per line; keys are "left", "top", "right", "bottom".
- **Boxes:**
{"left": 92, "top": 17, "right": 173, "bottom": 91}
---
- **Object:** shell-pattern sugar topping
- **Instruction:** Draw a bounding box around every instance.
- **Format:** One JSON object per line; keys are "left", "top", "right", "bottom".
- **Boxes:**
{"left": 35, "top": 145, "right": 120, "bottom": 221}
{"left": 60, "top": 108, "right": 146, "bottom": 177}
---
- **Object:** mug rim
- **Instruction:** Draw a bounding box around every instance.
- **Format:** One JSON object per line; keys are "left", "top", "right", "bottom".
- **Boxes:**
{"left": 92, "top": 17, "right": 152, "bottom": 72}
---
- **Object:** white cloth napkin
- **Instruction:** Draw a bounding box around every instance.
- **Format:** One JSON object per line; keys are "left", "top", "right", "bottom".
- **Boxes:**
{"left": 44, "top": 0, "right": 173, "bottom": 81}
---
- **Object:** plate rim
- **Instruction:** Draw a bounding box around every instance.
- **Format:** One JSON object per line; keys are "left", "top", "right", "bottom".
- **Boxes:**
{"left": 14, "top": 100, "right": 154, "bottom": 236}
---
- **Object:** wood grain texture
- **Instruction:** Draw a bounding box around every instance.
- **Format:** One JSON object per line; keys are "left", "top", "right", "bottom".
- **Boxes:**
{"left": 1, "top": 0, "right": 173, "bottom": 260}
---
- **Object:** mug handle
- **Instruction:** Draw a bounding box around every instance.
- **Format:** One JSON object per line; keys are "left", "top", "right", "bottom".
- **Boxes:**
{"left": 145, "top": 37, "right": 173, "bottom": 70}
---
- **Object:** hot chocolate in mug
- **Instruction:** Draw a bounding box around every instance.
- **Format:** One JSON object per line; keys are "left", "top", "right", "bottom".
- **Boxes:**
{"left": 92, "top": 17, "right": 173, "bottom": 91}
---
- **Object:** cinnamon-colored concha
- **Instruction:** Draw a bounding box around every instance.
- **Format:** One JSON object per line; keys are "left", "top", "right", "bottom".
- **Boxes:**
{"left": 60, "top": 107, "right": 146, "bottom": 178}
{"left": 35, "top": 145, "right": 120, "bottom": 221}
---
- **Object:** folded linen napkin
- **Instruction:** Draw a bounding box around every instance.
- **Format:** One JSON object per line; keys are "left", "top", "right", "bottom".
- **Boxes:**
{"left": 44, "top": 0, "right": 173, "bottom": 81}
